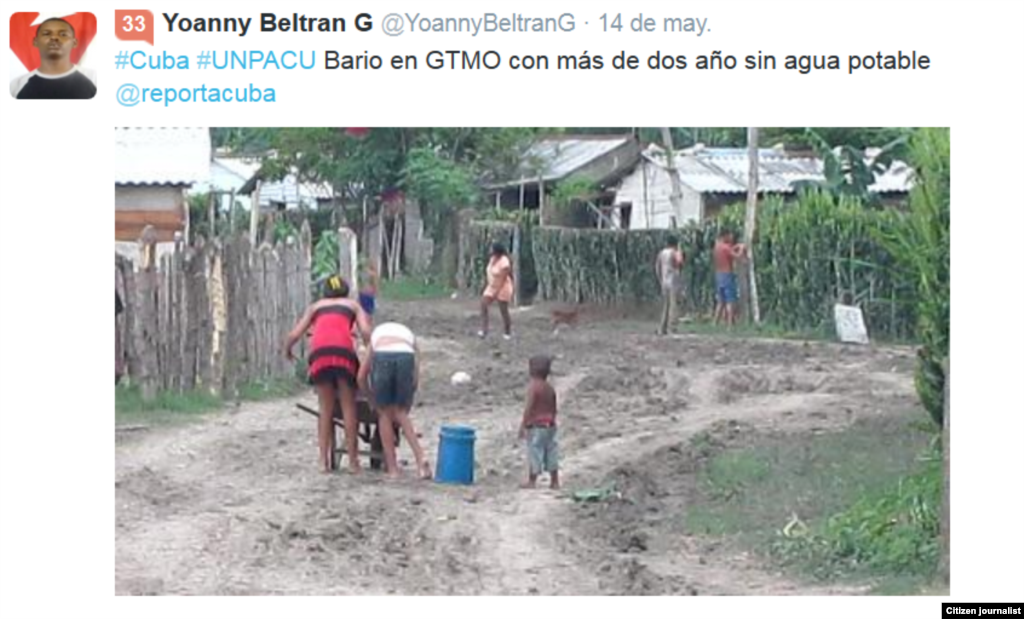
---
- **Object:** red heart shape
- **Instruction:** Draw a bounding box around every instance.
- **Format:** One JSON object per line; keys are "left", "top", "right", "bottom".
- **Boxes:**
{"left": 9, "top": 12, "right": 97, "bottom": 73}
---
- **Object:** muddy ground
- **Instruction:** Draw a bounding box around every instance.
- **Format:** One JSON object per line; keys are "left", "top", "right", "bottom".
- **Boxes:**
{"left": 115, "top": 298, "right": 919, "bottom": 595}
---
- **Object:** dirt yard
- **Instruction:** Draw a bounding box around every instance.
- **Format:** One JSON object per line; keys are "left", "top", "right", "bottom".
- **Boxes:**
{"left": 115, "top": 298, "right": 920, "bottom": 595}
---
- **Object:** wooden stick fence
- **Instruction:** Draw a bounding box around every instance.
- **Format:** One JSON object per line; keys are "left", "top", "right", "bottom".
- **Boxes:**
{"left": 116, "top": 228, "right": 312, "bottom": 400}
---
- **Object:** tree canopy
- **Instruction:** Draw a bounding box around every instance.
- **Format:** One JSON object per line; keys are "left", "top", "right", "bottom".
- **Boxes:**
{"left": 213, "top": 127, "right": 911, "bottom": 204}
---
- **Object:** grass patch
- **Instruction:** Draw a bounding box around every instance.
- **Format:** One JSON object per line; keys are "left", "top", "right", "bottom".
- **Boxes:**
{"left": 116, "top": 378, "right": 303, "bottom": 428}
{"left": 773, "top": 456, "right": 941, "bottom": 584}
{"left": 115, "top": 384, "right": 221, "bottom": 427}
{"left": 684, "top": 415, "right": 939, "bottom": 587}
{"left": 379, "top": 276, "right": 451, "bottom": 301}
{"left": 237, "top": 378, "right": 301, "bottom": 401}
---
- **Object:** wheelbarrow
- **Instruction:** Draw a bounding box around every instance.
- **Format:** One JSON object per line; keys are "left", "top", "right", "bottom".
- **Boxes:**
{"left": 295, "top": 393, "right": 401, "bottom": 471}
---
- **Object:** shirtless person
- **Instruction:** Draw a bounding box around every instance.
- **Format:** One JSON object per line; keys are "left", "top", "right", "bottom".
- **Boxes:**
{"left": 518, "top": 355, "right": 560, "bottom": 489}
{"left": 713, "top": 230, "right": 747, "bottom": 327}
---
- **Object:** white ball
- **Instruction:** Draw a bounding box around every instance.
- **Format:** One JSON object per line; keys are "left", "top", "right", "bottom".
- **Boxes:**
{"left": 450, "top": 371, "right": 472, "bottom": 386}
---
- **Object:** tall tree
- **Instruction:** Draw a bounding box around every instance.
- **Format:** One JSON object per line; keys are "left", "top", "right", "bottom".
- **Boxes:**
{"left": 876, "top": 127, "right": 949, "bottom": 425}
{"left": 237, "top": 128, "right": 537, "bottom": 232}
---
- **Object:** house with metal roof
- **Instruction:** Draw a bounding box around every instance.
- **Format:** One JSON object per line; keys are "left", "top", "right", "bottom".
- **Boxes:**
{"left": 114, "top": 127, "right": 211, "bottom": 244}
{"left": 611, "top": 144, "right": 913, "bottom": 230}
{"left": 236, "top": 164, "right": 335, "bottom": 212}
{"left": 191, "top": 151, "right": 336, "bottom": 222}
{"left": 485, "top": 134, "right": 641, "bottom": 220}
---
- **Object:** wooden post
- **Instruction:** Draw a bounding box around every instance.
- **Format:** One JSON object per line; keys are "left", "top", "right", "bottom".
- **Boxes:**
{"left": 208, "top": 190, "right": 217, "bottom": 238}
{"left": 136, "top": 225, "right": 159, "bottom": 402}
{"left": 395, "top": 214, "right": 404, "bottom": 277}
{"left": 940, "top": 357, "right": 950, "bottom": 585}
{"left": 743, "top": 127, "right": 762, "bottom": 325}
{"left": 511, "top": 225, "right": 521, "bottom": 307}
{"left": 115, "top": 258, "right": 126, "bottom": 384}
{"left": 228, "top": 188, "right": 237, "bottom": 234}
{"left": 361, "top": 195, "right": 369, "bottom": 255}
{"left": 388, "top": 216, "right": 400, "bottom": 279}
{"left": 538, "top": 178, "right": 546, "bottom": 226}
{"left": 207, "top": 243, "right": 227, "bottom": 396}
{"left": 456, "top": 209, "right": 475, "bottom": 292}
{"left": 249, "top": 179, "right": 261, "bottom": 245}
{"left": 641, "top": 159, "right": 650, "bottom": 228}
{"left": 519, "top": 178, "right": 525, "bottom": 211}
{"left": 182, "top": 193, "right": 191, "bottom": 245}
{"left": 377, "top": 210, "right": 385, "bottom": 278}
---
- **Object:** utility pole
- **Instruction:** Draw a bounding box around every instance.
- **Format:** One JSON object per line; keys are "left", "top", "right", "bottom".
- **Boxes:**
{"left": 660, "top": 128, "right": 684, "bottom": 227}
{"left": 744, "top": 127, "right": 762, "bottom": 324}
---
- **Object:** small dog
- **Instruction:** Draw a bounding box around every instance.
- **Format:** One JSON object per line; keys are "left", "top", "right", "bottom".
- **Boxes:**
{"left": 550, "top": 307, "right": 581, "bottom": 336}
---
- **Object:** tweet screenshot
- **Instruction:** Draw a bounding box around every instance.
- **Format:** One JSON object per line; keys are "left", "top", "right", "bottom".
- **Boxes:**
{"left": 1, "top": 1, "right": 1022, "bottom": 618}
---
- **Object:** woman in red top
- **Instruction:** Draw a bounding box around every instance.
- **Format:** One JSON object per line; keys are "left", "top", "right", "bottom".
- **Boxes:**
{"left": 285, "top": 275, "right": 372, "bottom": 474}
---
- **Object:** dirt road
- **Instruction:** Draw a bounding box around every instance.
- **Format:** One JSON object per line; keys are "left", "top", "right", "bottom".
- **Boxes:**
{"left": 116, "top": 299, "right": 918, "bottom": 595}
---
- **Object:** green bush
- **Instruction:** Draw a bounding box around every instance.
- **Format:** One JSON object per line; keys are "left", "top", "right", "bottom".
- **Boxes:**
{"left": 312, "top": 230, "right": 340, "bottom": 282}
{"left": 524, "top": 191, "right": 916, "bottom": 339}
{"left": 459, "top": 221, "right": 518, "bottom": 295}
{"left": 739, "top": 192, "right": 915, "bottom": 338}
{"left": 772, "top": 454, "right": 940, "bottom": 580}
{"left": 875, "top": 128, "right": 950, "bottom": 425}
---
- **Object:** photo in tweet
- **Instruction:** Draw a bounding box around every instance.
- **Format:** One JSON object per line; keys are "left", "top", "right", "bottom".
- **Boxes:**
{"left": 113, "top": 126, "right": 949, "bottom": 597}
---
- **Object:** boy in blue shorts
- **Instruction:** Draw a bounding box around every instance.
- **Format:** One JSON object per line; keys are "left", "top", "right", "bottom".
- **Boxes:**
{"left": 519, "top": 355, "right": 560, "bottom": 490}
{"left": 713, "top": 230, "right": 746, "bottom": 326}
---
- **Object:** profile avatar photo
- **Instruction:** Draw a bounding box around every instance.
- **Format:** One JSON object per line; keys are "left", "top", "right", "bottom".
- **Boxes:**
{"left": 9, "top": 12, "right": 97, "bottom": 99}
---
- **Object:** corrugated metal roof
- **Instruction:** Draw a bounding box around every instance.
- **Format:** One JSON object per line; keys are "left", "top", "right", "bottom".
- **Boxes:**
{"left": 697, "top": 152, "right": 817, "bottom": 193}
{"left": 642, "top": 145, "right": 911, "bottom": 194}
{"left": 492, "top": 136, "right": 633, "bottom": 186}
{"left": 115, "top": 127, "right": 211, "bottom": 185}
{"left": 666, "top": 155, "right": 746, "bottom": 193}
{"left": 226, "top": 155, "right": 336, "bottom": 208}
{"left": 256, "top": 174, "right": 333, "bottom": 208}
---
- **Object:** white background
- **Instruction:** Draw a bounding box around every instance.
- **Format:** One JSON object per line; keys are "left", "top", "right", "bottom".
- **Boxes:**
{"left": 1, "top": 1, "right": 1023, "bottom": 618}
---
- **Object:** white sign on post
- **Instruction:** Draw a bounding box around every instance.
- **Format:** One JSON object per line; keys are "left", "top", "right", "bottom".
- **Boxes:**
{"left": 834, "top": 304, "right": 870, "bottom": 345}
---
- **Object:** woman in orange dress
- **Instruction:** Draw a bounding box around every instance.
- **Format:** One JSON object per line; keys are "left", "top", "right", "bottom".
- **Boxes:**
{"left": 479, "top": 243, "right": 514, "bottom": 340}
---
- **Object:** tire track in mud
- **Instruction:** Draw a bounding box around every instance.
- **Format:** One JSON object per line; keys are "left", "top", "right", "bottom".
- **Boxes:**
{"left": 117, "top": 299, "right": 917, "bottom": 595}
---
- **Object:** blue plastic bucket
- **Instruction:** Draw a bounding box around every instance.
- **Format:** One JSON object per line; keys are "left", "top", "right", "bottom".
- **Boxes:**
{"left": 435, "top": 425, "right": 476, "bottom": 485}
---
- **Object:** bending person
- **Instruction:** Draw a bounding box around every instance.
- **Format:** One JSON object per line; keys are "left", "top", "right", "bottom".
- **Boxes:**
{"left": 359, "top": 321, "right": 431, "bottom": 480}
{"left": 285, "top": 275, "right": 371, "bottom": 474}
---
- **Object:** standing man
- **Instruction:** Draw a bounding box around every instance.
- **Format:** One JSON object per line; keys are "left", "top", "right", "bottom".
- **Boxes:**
{"left": 10, "top": 18, "right": 97, "bottom": 99}
{"left": 713, "top": 229, "right": 747, "bottom": 327}
{"left": 655, "top": 235, "right": 684, "bottom": 335}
